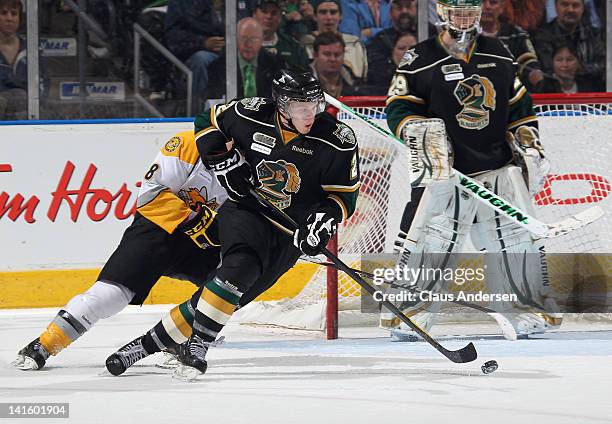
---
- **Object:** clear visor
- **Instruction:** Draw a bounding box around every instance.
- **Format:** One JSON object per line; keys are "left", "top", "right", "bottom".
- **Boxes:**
{"left": 287, "top": 100, "right": 325, "bottom": 120}
{"left": 437, "top": 4, "right": 481, "bottom": 32}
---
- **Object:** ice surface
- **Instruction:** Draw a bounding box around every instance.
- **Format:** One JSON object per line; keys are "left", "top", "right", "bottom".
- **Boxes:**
{"left": 1, "top": 306, "right": 611, "bottom": 424}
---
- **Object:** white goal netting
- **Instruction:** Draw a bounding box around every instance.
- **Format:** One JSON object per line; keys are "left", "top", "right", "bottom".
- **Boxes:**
{"left": 236, "top": 95, "right": 612, "bottom": 333}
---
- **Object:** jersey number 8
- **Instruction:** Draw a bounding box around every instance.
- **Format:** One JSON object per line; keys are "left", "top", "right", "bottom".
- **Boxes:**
{"left": 144, "top": 163, "right": 160, "bottom": 180}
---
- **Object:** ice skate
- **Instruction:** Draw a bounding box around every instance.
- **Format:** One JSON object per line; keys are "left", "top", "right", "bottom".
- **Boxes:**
{"left": 11, "top": 338, "right": 50, "bottom": 370}
{"left": 105, "top": 336, "right": 150, "bottom": 376}
{"left": 173, "top": 334, "right": 210, "bottom": 381}
{"left": 389, "top": 311, "right": 437, "bottom": 342}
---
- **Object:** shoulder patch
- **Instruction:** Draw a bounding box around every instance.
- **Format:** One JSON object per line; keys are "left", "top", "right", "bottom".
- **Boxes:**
{"left": 399, "top": 48, "right": 419, "bottom": 68}
{"left": 333, "top": 123, "right": 357, "bottom": 145}
{"left": 240, "top": 97, "right": 268, "bottom": 111}
{"left": 164, "top": 136, "right": 182, "bottom": 153}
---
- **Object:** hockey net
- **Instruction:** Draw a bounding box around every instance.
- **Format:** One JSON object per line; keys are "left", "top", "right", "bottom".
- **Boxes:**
{"left": 236, "top": 93, "right": 612, "bottom": 336}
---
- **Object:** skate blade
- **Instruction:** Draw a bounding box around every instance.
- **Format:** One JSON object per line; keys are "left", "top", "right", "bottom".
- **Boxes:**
{"left": 489, "top": 313, "right": 518, "bottom": 341}
{"left": 172, "top": 364, "right": 203, "bottom": 382}
{"left": 10, "top": 355, "right": 25, "bottom": 368}
{"left": 98, "top": 368, "right": 114, "bottom": 377}
{"left": 390, "top": 329, "right": 419, "bottom": 342}
{"left": 12, "top": 356, "right": 39, "bottom": 370}
{"left": 155, "top": 353, "right": 179, "bottom": 369}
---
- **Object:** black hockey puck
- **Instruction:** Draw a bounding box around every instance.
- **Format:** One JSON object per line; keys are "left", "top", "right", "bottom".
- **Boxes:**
{"left": 481, "top": 360, "right": 498, "bottom": 374}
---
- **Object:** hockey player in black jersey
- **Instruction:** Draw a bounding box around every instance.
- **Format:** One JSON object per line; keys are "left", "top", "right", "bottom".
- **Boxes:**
{"left": 382, "top": 0, "right": 561, "bottom": 341}
{"left": 106, "top": 70, "right": 360, "bottom": 378}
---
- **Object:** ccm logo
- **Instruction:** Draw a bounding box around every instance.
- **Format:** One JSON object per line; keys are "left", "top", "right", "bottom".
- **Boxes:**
{"left": 213, "top": 153, "right": 240, "bottom": 171}
{"left": 535, "top": 173, "right": 611, "bottom": 206}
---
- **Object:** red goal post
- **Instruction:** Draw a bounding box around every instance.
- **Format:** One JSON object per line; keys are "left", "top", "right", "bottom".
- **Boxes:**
{"left": 323, "top": 93, "right": 612, "bottom": 340}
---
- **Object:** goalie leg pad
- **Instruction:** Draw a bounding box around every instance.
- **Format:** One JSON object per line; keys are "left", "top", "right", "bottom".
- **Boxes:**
{"left": 471, "top": 166, "right": 562, "bottom": 328}
{"left": 380, "top": 181, "right": 479, "bottom": 329}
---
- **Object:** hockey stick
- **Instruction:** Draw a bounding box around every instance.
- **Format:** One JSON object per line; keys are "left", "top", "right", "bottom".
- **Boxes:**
{"left": 301, "top": 257, "right": 518, "bottom": 340}
{"left": 248, "top": 188, "right": 478, "bottom": 363}
{"left": 325, "top": 94, "right": 604, "bottom": 239}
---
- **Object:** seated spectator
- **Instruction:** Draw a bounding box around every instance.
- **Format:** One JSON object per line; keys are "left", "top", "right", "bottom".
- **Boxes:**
{"left": 545, "top": 0, "right": 601, "bottom": 30}
{"left": 253, "top": 0, "right": 310, "bottom": 71}
{"left": 206, "top": 18, "right": 285, "bottom": 100}
{"left": 480, "top": 0, "right": 544, "bottom": 91}
{"left": 310, "top": 31, "right": 371, "bottom": 97}
{"left": 502, "top": 0, "right": 546, "bottom": 34}
{"left": 367, "top": 0, "right": 416, "bottom": 85}
{"left": 301, "top": 0, "right": 368, "bottom": 79}
{"left": 535, "top": 43, "right": 597, "bottom": 93}
{"left": 283, "top": 0, "right": 318, "bottom": 39}
{"left": 165, "top": 0, "right": 253, "bottom": 111}
{"left": 533, "top": 0, "right": 604, "bottom": 89}
{"left": 0, "top": 0, "right": 27, "bottom": 120}
{"left": 368, "top": 32, "right": 416, "bottom": 95}
{"left": 339, "top": 0, "right": 393, "bottom": 45}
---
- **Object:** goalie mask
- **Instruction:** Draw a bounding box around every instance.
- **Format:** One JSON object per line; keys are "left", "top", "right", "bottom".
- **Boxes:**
{"left": 272, "top": 70, "right": 326, "bottom": 133}
{"left": 437, "top": 0, "right": 482, "bottom": 53}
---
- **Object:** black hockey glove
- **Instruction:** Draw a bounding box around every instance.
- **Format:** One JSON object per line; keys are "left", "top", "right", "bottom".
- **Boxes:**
{"left": 294, "top": 211, "right": 337, "bottom": 256}
{"left": 208, "top": 149, "right": 254, "bottom": 201}
{"left": 177, "top": 204, "right": 220, "bottom": 249}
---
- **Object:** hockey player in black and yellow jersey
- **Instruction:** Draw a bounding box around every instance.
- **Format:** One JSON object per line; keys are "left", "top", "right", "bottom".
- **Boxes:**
{"left": 382, "top": 0, "right": 561, "bottom": 341}
{"left": 12, "top": 130, "right": 228, "bottom": 371}
{"left": 107, "top": 70, "right": 360, "bottom": 379}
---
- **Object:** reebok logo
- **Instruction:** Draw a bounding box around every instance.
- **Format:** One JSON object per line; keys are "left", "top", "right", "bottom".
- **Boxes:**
{"left": 292, "top": 145, "right": 313, "bottom": 155}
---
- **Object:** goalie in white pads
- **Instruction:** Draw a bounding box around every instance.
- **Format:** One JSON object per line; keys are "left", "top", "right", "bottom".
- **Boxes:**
{"left": 382, "top": 0, "right": 561, "bottom": 341}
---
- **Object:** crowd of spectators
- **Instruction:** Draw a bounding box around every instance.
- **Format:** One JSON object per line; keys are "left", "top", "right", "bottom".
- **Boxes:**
{"left": 0, "top": 0, "right": 28, "bottom": 120}
{"left": 160, "top": 0, "right": 607, "bottom": 108}
{"left": 4, "top": 0, "right": 609, "bottom": 119}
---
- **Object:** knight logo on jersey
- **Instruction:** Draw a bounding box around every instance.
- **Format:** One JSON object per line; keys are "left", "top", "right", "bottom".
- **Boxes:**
{"left": 333, "top": 123, "right": 357, "bottom": 145}
{"left": 256, "top": 160, "right": 301, "bottom": 209}
{"left": 453, "top": 75, "right": 497, "bottom": 130}
{"left": 398, "top": 48, "right": 418, "bottom": 67}
{"left": 240, "top": 97, "right": 267, "bottom": 111}
{"left": 164, "top": 136, "right": 182, "bottom": 153}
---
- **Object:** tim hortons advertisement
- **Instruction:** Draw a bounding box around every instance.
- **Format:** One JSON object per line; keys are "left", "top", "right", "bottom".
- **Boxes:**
{"left": 1, "top": 117, "right": 610, "bottom": 270}
{"left": 0, "top": 122, "right": 188, "bottom": 270}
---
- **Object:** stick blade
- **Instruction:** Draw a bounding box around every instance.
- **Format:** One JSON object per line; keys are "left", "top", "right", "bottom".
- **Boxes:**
{"left": 544, "top": 206, "right": 604, "bottom": 238}
{"left": 445, "top": 342, "right": 478, "bottom": 363}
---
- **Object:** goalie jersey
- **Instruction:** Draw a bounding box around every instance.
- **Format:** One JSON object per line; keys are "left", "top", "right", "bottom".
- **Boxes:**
{"left": 136, "top": 130, "right": 228, "bottom": 233}
{"left": 386, "top": 34, "right": 538, "bottom": 175}
{"left": 194, "top": 97, "right": 360, "bottom": 225}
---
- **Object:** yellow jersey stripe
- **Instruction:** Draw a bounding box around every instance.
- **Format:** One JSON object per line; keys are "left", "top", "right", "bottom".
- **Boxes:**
{"left": 386, "top": 94, "right": 426, "bottom": 106}
{"left": 137, "top": 190, "right": 192, "bottom": 233}
{"left": 328, "top": 194, "right": 348, "bottom": 222}
{"left": 507, "top": 115, "right": 538, "bottom": 130}
{"left": 322, "top": 181, "right": 361, "bottom": 192}
{"left": 509, "top": 86, "right": 527, "bottom": 106}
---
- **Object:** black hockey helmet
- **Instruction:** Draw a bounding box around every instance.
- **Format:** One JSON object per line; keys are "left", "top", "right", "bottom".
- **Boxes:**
{"left": 272, "top": 69, "right": 326, "bottom": 119}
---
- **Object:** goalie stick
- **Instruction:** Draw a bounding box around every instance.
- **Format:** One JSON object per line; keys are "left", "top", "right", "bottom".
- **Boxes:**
{"left": 248, "top": 188, "right": 479, "bottom": 363}
{"left": 302, "top": 257, "right": 518, "bottom": 340}
{"left": 324, "top": 94, "right": 604, "bottom": 239}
